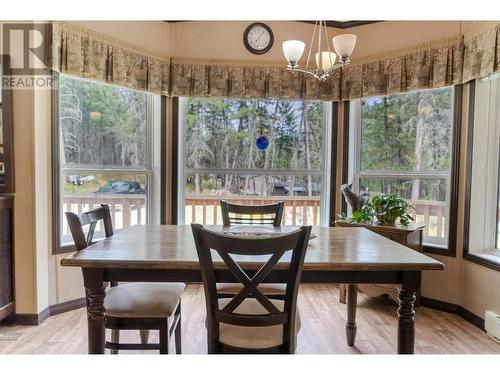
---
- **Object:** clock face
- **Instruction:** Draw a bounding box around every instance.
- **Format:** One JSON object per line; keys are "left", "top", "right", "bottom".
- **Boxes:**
{"left": 244, "top": 23, "right": 274, "bottom": 54}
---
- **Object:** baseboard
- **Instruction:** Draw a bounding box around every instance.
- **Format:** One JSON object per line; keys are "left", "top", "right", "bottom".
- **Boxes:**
{"left": 8, "top": 294, "right": 486, "bottom": 331}
{"left": 420, "top": 296, "right": 485, "bottom": 330}
{"left": 49, "top": 297, "right": 86, "bottom": 317}
{"left": 12, "top": 297, "right": 86, "bottom": 326}
{"left": 14, "top": 307, "right": 50, "bottom": 326}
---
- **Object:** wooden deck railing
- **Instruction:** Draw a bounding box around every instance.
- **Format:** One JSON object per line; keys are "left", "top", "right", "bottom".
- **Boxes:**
{"left": 62, "top": 194, "right": 447, "bottom": 241}
{"left": 184, "top": 195, "right": 321, "bottom": 226}
{"left": 62, "top": 195, "right": 147, "bottom": 237}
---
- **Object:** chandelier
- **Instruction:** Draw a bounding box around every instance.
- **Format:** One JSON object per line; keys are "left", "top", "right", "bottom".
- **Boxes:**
{"left": 282, "top": 21, "right": 357, "bottom": 81}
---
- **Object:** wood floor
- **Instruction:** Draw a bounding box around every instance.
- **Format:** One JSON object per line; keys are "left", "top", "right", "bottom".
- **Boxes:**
{"left": 1, "top": 284, "right": 499, "bottom": 354}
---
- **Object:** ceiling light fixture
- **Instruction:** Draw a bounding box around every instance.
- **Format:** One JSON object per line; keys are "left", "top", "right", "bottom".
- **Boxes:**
{"left": 282, "top": 21, "right": 357, "bottom": 81}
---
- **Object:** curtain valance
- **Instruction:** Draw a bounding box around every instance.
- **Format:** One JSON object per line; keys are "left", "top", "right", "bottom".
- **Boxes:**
{"left": 51, "top": 21, "right": 171, "bottom": 94}
{"left": 51, "top": 22, "right": 500, "bottom": 101}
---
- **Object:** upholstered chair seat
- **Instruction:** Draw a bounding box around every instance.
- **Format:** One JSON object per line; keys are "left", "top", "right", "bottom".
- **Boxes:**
{"left": 216, "top": 283, "right": 286, "bottom": 297}
{"left": 216, "top": 298, "right": 301, "bottom": 350}
{"left": 66, "top": 204, "right": 184, "bottom": 354}
{"left": 104, "top": 282, "right": 186, "bottom": 318}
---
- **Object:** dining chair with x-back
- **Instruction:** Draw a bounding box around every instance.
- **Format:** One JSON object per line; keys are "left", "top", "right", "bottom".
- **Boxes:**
{"left": 191, "top": 223, "right": 311, "bottom": 353}
{"left": 218, "top": 200, "right": 288, "bottom": 298}
{"left": 66, "top": 204, "right": 185, "bottom": 354}
{"left": 220, "top": 200, "right": 285, "bottom": 227}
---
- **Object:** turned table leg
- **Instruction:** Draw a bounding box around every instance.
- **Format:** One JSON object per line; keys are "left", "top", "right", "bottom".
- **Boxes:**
{"left": 83, "top": 268, "right": 106, "bottom": 354}
{"left": 339, "top": 283, "right": 347, "bottom": 304}
{"left": 397, "top": 271, "right": 421, "bottom": 354}
{"left": 345, "top": 284, "right": 358, "bottom": 346}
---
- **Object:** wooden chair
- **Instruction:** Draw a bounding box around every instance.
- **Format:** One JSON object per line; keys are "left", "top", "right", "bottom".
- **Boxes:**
{"left": 219, "top": 200, "right": 287, "bottom": 298}
{"left": 191, "top": 223, "right": 311, "bottom": 353}
{"left": 66, "top": 204, "right": 185, "bottom": 354}
{"left": 220, "top": 200, "right": 285, "bottom": 227}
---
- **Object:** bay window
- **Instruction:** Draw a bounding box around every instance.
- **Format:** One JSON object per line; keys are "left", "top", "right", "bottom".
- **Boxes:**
{"left": 54, "top": 74, "right": 161, "bottom": 252}
{"left": 464, "top": 76, "right": 500, "bottom": 269}
{"left": 178, "top": 98, "right": 331, "bottom": 226}
{"left": 348, "top": 87, "right": 455, "bottom": 249}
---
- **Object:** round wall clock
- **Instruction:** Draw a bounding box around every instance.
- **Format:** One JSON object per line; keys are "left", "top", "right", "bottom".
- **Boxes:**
{"left": 243, "top": 23, "right": 274, "bottom": 55}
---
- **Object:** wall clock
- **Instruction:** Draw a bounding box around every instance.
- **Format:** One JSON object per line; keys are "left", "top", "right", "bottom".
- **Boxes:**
{"left": 243, "top": 23, "right": 274, "bottom": 55}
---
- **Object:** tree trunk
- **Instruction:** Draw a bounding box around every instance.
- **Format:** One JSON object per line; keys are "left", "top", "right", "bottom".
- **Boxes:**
{"left": 244, "top": 103, "right": 256, "bottom": 195}
{"left": 412, "top": 92, "right": 425, "bottom": 201}
{"left": 302, "top": 102, "right": 313, "bottom": 196}
{"left": 383, "top": 97, "right": 390, "bottom": 194}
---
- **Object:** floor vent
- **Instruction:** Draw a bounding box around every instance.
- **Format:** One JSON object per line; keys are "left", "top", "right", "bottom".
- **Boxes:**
{"left": 0, "top": 328, "right": 24, "bottom": 341}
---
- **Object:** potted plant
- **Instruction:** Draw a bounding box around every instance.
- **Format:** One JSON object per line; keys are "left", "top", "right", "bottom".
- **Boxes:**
{"left": 339, "top": 193, "right": 415, "bottom": 227}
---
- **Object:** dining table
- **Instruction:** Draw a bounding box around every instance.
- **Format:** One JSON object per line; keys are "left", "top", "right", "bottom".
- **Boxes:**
{"left": 60, "top": 224, "right": 444, "bottom": 354}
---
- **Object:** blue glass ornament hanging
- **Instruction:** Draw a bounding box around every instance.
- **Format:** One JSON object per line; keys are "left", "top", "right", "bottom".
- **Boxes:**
{"left": 256, "top": 135, "right": 269, "bottom": 151}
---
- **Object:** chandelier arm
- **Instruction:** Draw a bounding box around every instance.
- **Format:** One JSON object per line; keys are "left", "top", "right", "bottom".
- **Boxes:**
{"left": 286, "top": 67, "right": 320, "bottom": 79}
{"left": 323, "top": 21, "right": 334, "bottom": 67}
{"left": 305, "top": 21, "right": 318, "bottom": 72}
{"left": 322, "top": 61, "right": 349, "bottom": 76}
{"left": 317, "top": 20, "right": 323, "bottom": 72}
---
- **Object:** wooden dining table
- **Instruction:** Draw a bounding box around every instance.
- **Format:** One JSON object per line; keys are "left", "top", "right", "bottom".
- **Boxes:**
{"left": 60, "top": 224, "right": 444, "bottom": 354}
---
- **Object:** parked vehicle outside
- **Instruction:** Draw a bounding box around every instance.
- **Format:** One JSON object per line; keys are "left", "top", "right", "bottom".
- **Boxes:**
{"left": 94, "top": 180, "right": 145, "bottom": 194}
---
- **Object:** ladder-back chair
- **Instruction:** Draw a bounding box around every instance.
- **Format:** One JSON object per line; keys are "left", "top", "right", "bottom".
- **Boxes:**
{"left": 66, "top": 204, "right": 184, "bottom": 354}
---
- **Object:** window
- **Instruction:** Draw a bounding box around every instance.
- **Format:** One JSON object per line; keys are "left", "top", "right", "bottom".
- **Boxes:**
{"left": 178, "top": 98, "right": 331, "bottom": 226}
{"left": 464, "top": 77, "right": 500, "bottom": 269}
{"left": 55, "top": 74, "right": 161, "bottom": 251}
{"left": 349, "top": 87, "right": 454, "bottom": 248}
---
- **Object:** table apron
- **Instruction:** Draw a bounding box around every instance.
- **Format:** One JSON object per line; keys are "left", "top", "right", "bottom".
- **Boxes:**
{"left": 103, "top": 268, "right": 407, "bottom": 285}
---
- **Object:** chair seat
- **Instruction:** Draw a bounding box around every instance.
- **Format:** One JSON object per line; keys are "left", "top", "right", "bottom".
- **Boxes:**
{"left": 217, "top": 298, "right": 301, "bottom": 350}
{"left": 104, "top": 282, "right": 185, "bottom": 318}
{"left": 217, "top": 283, "right": 286, "bottom": 296}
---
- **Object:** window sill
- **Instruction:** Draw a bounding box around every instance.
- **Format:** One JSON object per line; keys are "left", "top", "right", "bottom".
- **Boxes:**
{"left": 464, "top": 250, "right": 500, "bottom": 272}
{"left": 53, "top": 244, "right": 76, "bottom": 255}
{"left": 423, "top": 244, "right": 454, "bottom": 257}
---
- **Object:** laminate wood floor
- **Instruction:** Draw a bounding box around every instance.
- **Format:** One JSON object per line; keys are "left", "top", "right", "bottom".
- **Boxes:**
{"left": 1, "top": 284, "right": 499, "bottom": 354}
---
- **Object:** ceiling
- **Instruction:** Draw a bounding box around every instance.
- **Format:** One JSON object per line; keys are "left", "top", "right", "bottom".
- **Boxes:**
{"left": 298, "top": 21, "right": 381, "bottom": 29}
{"left": 164, "top": 21, "right": 382, "bottom": 29}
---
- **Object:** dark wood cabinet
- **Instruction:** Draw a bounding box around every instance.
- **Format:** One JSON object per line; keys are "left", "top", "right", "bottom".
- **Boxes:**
{"left": 0, "top": 55, "right": 14, "bottom": 194}
{"left": 0, "top": 195, "right": 14, "bottom": 322}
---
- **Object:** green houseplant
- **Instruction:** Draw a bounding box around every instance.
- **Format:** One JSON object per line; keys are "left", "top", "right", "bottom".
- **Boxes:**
{"left": 339, "top": 193, "right": 415, "bottom": 227}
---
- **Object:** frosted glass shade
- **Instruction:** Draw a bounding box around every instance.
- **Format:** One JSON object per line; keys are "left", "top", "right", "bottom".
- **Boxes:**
{"left": 282, "top": 40, "right": 305, "bottom": 64}
{"left": 315, "top": 51, "right": 337, "bottom": 70}
{"left": 332, "top": 34, "right": 357, "bottom": 58}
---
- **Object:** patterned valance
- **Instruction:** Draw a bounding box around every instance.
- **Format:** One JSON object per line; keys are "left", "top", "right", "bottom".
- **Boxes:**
{"left": 51, "top": 21, "right": 171, "bottom": 94}
{"left": 51, "top": 22, "right": 500, "bottom": 101}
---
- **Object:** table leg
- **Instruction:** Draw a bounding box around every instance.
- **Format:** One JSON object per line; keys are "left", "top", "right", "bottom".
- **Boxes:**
{"left": 83, "top": 268, "right": 106, "bottom": 354}
{"left": 397, "top": 271, "right": 421, "bottom": 354}
{"left": 339, "top": 283, "right": 347, "bottom": 304}
{"left": 345, "top": 284, "right": 358, "bottom": 346}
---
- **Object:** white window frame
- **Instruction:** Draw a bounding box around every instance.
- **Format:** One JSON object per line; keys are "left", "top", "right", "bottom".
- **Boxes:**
{"left": 58, "top": 75, "right": 161, "bottom": 248}
{"left": 178, "top": 97, "right": 332, "bottom": 227}
{"left": 467, "top": 75, "right": 500, "bottom": 261}
{"left": 348, "top": 88, "right": 454, "bottom": 248}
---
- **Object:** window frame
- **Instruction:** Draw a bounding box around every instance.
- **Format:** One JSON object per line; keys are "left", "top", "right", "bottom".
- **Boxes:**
{"left": 347, "top": 86, "right": 462, "bottom": 256}
{"left": 177, "top": 97, "right": 332, "bottom": 227}
{"left": 463, "top": 80, "right": 500, "bottom": 271}
{"left": 52, "top": 73, "right": 162, "bottom": 254}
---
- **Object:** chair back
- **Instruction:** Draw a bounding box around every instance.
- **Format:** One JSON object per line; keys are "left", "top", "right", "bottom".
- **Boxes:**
{"left": 220, "top": 200, "right": 285, "bottom": 227}
{"left": 191, "top": 223, "right": 311, "bottom": 352}
{"left": 65, "top": 204, "right": 114, "bottom": 250}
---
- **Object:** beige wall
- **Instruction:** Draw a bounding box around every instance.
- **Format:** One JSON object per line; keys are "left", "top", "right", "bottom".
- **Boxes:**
{"left": 69, "top": 21, "right": 171, "bottom": 57}
{"left": 8, "top": 20, "right": 500, "bottom": 319}
{"left": 171, "top": 21, "right": 494, "bottom": 64}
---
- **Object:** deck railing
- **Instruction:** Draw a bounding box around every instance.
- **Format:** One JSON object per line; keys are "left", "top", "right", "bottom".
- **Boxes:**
{"left": 62, "top": 194, "right": 447, "bottom": 242}
{"left": 184, "top": 195, "right": 321, "bottom": 226}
